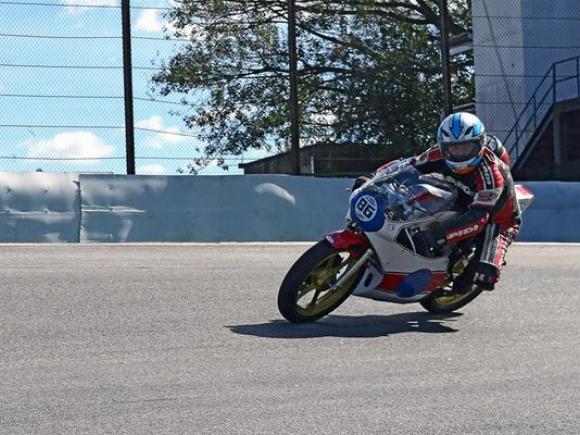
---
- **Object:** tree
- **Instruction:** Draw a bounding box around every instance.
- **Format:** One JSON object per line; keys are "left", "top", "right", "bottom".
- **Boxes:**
{"left": 152, "top": 0, "right": 473, "bottom": 172}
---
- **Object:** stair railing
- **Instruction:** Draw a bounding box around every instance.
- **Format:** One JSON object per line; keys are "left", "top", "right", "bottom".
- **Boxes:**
{"left": 502, "top": 55, "right": 580, "bottom": 165}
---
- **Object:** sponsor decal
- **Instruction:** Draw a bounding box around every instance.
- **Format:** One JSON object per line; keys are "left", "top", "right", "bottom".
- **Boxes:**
{"left": 443, "top": 175, "right": 474, "bottom": 196}
{"left": 480, "top": 164, "right": 493, "bottom": 188}
{"left": 447, "top": 224, "right": 479, "bottom": 240}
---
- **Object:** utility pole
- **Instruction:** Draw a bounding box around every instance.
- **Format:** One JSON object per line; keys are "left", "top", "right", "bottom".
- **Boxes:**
{"left": 439, "top": 0, "right": 453, "bottom": 116}
{"left": 122, "top": 0, "right": 136, "bottom": 174}
{"left": 288, "top": 0, "right": 301, "bottom": 175}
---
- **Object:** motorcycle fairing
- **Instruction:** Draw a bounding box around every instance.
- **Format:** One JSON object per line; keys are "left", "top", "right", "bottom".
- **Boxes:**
{"left": 515, "top": 184, "right": 534, "bottom": 213}
{"left": 325, "top": 230, "right": 370, "bottom": 257}
{"left": 351, "top": 259, "right": 449, "bottom": 303}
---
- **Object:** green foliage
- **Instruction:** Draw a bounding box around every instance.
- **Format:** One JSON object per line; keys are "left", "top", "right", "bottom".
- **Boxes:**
{"left": 152, "top": 0, "right": 474, "bottom": 170}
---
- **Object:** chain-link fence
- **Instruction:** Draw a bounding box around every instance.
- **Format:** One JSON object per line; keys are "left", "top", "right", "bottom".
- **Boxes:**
{"left": 3, "top": 1, "right": 579, "bottom": 178}
{"left": 0, "top": 1, "right": 472, "bottom": 176}
{"left": 0, "top": 1, "right": 251, "bottom": 175}
{"left": 18, "top": 1, "right": 580, "bottom": 178}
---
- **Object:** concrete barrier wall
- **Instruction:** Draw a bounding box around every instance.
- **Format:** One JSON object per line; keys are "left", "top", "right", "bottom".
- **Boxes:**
{"left": 79, "top": 175, "right": 352, "bottom": 242}
{"left": 0, "top": 172, "right": 80, "bottom": 242}
{"left": 0, "top": 172, "right": 578, "bottom": 242}
{"left": 516, "top": 182, "right": 580, "bottom": 242}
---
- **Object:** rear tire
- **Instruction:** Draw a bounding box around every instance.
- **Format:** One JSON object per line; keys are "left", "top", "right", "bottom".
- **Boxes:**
{"left": 420, "top": 246, "right": 484, "bottom": 314}
{"left": 420, "top": 287, "right": 483, "bottom": 314}
{"left": 277, "top": 240, "right": 365, "bottom": 323}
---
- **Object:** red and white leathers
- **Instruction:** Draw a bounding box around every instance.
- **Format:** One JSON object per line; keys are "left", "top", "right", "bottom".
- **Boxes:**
{"left": 411, "top": 143, "right": 520, "bottom": 285}
{"left": 485, "top": 135, "right": 511, "bottom": 167}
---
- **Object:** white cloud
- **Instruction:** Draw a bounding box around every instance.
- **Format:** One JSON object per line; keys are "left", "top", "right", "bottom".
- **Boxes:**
{"left": 63, "top": 0, "right": 118, "bottom": 14}
{"left": 131, "top": 2, "right": 203, "bottom": 39}
{"left": 139, "top": 164, "right": 167, "bottom": 175}
{"left": 136, "top": 116, "right": 189, "bottom": 149}
{"left": 22, "top": 132, "right": 115, "bottom": 165}
{"left": 133, "top": 8, "right": 188, "bottom": 36}
{"left": 135, "top": 9, "right": 164, "bottom": 33}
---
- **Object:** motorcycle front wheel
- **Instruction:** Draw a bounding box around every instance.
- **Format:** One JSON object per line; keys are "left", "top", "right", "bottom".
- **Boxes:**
{"left": 277, "top": 240, "right": 365, "bottom": 323}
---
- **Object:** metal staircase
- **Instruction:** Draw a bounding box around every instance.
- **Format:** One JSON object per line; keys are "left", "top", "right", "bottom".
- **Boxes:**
{"left": 503, "top": 55, "right": 580, "bottom": 172}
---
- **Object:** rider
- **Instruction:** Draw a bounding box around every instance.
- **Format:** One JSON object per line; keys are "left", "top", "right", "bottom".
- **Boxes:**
{"left": 409, "top": 112, "right": 520, "bottom": 293}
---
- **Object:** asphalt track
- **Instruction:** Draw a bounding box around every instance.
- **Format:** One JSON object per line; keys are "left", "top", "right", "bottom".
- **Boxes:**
{"left": 1, "top": 243, "right": 579, "bottom": 435}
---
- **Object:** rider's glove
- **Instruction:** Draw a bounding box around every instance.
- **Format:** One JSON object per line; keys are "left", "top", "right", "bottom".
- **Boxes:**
{"left": 412, "top": 229, "right": 447, "bottom": 256}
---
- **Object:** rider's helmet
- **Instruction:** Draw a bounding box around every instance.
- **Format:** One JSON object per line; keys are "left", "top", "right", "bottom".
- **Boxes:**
{"left": 437, "top": 112, "right": 486, "bottom": 174}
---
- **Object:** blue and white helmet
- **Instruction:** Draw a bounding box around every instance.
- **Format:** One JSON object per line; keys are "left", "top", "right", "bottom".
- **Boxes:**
{"left": 437, "top": 112, "right": 486, "bottom": 174}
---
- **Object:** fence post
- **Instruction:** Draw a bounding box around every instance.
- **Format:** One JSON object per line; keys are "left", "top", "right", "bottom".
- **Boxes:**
{"left": 288, "top": 0, "right": 301, "bottom": 175}
{"left": 439, "top": 0, "right": 453, "bottom": 116}
{"left": 122, "top": 0, "right": 136, "bottom": 175}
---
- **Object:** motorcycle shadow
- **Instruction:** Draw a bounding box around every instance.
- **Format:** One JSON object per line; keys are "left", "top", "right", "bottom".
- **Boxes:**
{"left": 227, "top": 312, "right": 462, "bottom": 339}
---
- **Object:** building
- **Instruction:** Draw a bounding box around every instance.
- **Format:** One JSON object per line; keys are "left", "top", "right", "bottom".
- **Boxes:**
{"left": 473, "top": 0, "right": 580, "bottom": 180}
{"left": 239, "top": 143, "right": 405, "bottom": 177}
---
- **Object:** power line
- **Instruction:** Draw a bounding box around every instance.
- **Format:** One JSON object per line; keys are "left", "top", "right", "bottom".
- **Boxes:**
{"left": 135, "top": 127, "right": 201, "bottom": 138}
{"left": 0, "top": 62, "right": 158, "bottom": 71}
{"left": 0, "top": 124, "right": 204, "bottom": 139}
{"left": 0, "top": 93, "right": 185, "bottom": 106}
{"left": 0, "top": 61, "right": 575, "bottom": 79}
{"left": 0, "top": 91, "right": 557, "bottom": 107}
{"left": 0, "top": 155, "right": 252, "bottom": 161}
{"left": 0, "top": 1, "right": 172, "bottom": 10}
{"left": 0, "top": 156, "right": 125, "bottom": 161}
{"left": 0, "top": 32, "right": 189, "bottom": 42}
{"left": 3, "top": 2, "right": 580, "bottom": 19}
{"left": 0, "top": 124, "right": 125, "bottom": 129}
{"left": 5, "top": 31, "right": 580, "bottom": 49}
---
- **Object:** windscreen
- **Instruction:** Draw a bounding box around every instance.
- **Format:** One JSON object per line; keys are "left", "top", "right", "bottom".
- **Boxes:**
{"left": 350, "top": 160, "right": 457, "bottom": 229}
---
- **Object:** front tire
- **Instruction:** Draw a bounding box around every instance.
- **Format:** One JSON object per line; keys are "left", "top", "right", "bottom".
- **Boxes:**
{"left": 277, "top": 240, "right": 365, "bottom": 323}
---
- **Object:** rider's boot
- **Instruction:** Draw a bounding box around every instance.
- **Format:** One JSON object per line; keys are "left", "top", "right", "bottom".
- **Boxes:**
{"left": 452, "top": 270, "right": 476, "bottom": 295}
{"left": 452, "top": 261, "right": 477, "bottom": 295}
{"left": 473, "top": 263, "right": 499, "bottom": 291}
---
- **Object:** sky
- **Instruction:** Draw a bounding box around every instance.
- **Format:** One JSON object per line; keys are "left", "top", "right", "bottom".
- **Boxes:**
{"left": 0, "top": 0, "right": 270, "bottom": 174}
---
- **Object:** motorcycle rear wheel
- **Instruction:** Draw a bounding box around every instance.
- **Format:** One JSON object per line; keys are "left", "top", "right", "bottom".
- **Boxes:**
{"left": 420, "top": 251, "right": 483, "bottom": 313}
{"left": 277, "top": 240, "right": 365, "bottom": 323}
{"left": 420, "top": 287, "right": 483, "bottom": 314}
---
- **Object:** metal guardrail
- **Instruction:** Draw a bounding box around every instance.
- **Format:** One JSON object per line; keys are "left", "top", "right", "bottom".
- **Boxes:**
{"left": 504, "top": 55, "right": 580, "bottom": 165}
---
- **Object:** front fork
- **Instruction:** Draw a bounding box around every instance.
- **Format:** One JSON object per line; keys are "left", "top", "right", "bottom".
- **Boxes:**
{"left": 325, "top": 229, "right": 373, "bottom": 292}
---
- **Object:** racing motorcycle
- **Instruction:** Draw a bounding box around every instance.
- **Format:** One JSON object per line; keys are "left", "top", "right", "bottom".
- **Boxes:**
{"left": 277, "top": 158, "right": 534, "bottom": 323}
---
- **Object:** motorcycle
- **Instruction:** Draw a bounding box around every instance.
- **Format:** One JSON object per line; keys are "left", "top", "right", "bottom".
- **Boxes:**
{"left": 277, "top": 158, "right": 535, "bottom": 323}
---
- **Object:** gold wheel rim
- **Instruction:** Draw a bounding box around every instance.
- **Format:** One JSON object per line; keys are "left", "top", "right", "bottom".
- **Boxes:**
{"left": 433, "top": 288, "right": 478, "bottom": 307}
{"left": 433, "top": 250, "right": 478, "bottom": 307}
{"left": 295, "top": 252, "right": 358, "bottom": 317}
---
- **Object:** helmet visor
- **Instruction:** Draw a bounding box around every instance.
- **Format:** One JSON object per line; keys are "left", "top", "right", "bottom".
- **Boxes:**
{"left": 443, "top": 141, "right": 480, "bottom": 163}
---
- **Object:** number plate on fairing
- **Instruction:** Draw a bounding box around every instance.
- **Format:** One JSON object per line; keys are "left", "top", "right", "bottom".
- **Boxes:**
{"left": 350, "top": 191, "right": 386, "bottom": 232}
